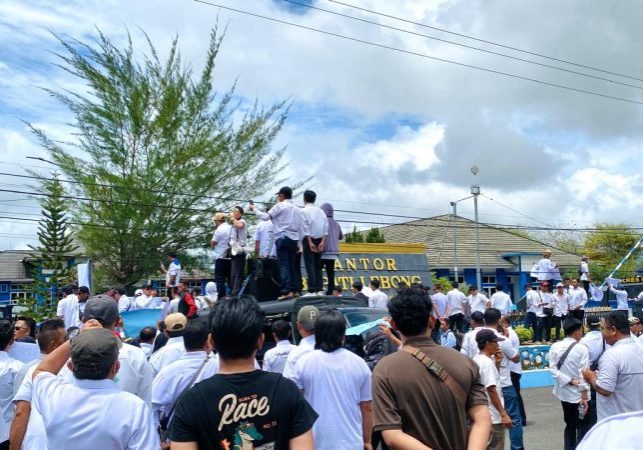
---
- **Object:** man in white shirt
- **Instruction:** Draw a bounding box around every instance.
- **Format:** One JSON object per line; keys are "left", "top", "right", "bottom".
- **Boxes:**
{"left": 10, "top": 318, "right": 67, "bottom": 450}
{"left": 150, "top": 313, "right": 187, "bottom": 376}
{"left": 113, "top": 287, "right": 133, "bottom": 313}
{"left": 300, "top": 190, "right": 328, "bottom": 296}
{"left": 568, "top": 278, "right": 588, "bottom": 323}
{"left": 467, "top": 286, "right": 489, "bottom": 314}
{"left": 291, "top": 310, "right": 372, "bottom": 450}
{"left": 473, "top": 329, "right": 512, "bottom": 450}
{"left": 524, "top": 283, "right": 543, "bottom": 343}
{"left": 152, "top": 319, "right": 216, "bottom": 431}
{"left": 549, "top": 318, "right": 590, "bottom": 450}
{"left": 608, "top": 283, "right": 630, "bottom": 312}
{"left": 211, "top": 212, "right": 232, "bottom": 299}
{"left": 133, "top": 284, "right": 155, "bottom": 310}
{"left": 0, "top": 320, "right": 23, "bottom": 447}
{"left": 263, "top": 320, "right": 296, "bottom": 373}
{"left": 577, "top": 409, "right": 643, "bottom": 450}
{"left": 579, "top": 316, "right": 604, "bottom": 433}
{"left": 139, "top": 327, "right": 156, "bottom": 359}
{"left": 582, "top": 312, "right": 643, "bottom": 421}
{"left": 283, "top": 306, "right": 318, "bottom": 379}
{"left": 163, "top": 253, "right": 181, "bottom": 288}
{"left": 31, "top": 325, "right": 159, "bottom": 450}
{"left": 368, "top": 279, "right": 389, "bottom": 309}
{"left": 580, "top": 256, "right": 591, "bottom": 295}
{"left": 460, "top": 311, "right": 486, "bottom": 358}
{"left": 490, "top": 284, "right": 513, "bottom": 316}
{"left": 56, "top": 285, "right": 80, "bottom": 331}
{"left": 431, "top": 285, "right": 449, "bottom": 343}
{"left": 250, "top": 186, "right": 304, "bottom": 300}
{"left": 537, "top": 249, "right": 560, "bottom": 283}
{"left": 59, "top": 295, "right": 154, "bottom": 404}
{"left": 552, "top": 283, "right": 570, "bottom": 342}
{"left": 500, "top": 316, "right": 526, "bottom": 427}
{"left": 255, "top": 219, "right": 277, "bottom": 259}
{"left": 464, "top": 308, "right": 523, "bottom": 449}
{"left": 447, "top": 282, "right": 467, "bottom": 332}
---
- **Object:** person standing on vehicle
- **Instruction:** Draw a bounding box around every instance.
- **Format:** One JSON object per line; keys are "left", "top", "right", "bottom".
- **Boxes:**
{"left": 250, "top": 187, "right": 304, "bottom": 300}
{"left": 549, "top": 318, "right": 590, "bottom": 450}
{"left": 319, "top": 203, "right": 342, "bottom": 295}
{"left": 372, "top": 287, "right": 491, "bottom": 450}
{"left": 300, "top": 190, "right": 328, "bottom": 296}
{"left": 229, "top": 206, "right": 248, "bottom": 296}
{"left": 211, "top": 212, "right": 232, "bottom": 299}
{"left": 292, "top": 310, "right": 372, "bottom": 450}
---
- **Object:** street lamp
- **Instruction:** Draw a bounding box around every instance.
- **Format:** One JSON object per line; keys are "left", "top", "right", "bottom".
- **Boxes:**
{"left": 471, "top": 183, "right": 482, "bottom": 289}
{"left": 450, "top": 195, "right": 473, "bottom": 282}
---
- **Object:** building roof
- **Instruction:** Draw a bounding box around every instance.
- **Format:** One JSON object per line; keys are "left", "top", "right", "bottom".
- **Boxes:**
{"left": 376, "top": 214, "right": 581, "bottom": 270}
{"left": 0, "top": 250, "right": 34, "bottom": 281}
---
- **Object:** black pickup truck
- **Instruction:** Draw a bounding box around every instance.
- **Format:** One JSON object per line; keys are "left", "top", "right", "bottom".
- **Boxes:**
{"left": 257, "top": 295, "right": 392, "bottom": 364}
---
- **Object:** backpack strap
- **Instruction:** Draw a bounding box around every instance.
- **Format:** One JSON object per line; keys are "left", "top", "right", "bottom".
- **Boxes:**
{"left": 556, "top": 341, "right": 578, "bottom": 370}
{"left": 402, "top": 345, "right": 468, "bottom": 405}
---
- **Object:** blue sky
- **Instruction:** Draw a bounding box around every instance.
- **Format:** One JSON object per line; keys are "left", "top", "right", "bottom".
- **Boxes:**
{"left": 1, "top": 0, "right": 643, "bottom": 250}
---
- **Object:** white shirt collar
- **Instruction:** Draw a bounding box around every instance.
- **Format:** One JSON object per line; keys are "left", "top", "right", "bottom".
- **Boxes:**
{"left": 276, "top": 340, "right": 292, "bottom": 348}
{"left": 71, "top": 378, "right": 118, "bottom": 390}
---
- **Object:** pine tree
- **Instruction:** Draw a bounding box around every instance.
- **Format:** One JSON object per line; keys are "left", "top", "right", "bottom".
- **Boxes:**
{"left": 344, "top": 226, "right": 365, "bottom": 243}
{"left": 365, "top": 227, "right": 386, "bottom": 243}
{"left": 19, "top": 175, "right": 79, "bottom": 319}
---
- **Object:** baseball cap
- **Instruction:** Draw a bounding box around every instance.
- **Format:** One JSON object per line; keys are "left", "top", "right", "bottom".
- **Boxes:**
{"left": 213, "top": 212, "right": 227, "bottom": 222}
{"left": 475, "top": 329, "right": 505, "bottom": 346}
{"left": 165, "top": 313, "right": 188, "bottom": 331}
{"left": 134, "top": 289, "right": 143, "bottom": 297}
{"left": 82, "top": 295, "right": 119, "bottom": 325}
{"left": 587, "top": 316, "right": 600, "bottom": 326}
{"left": 628, "top": 316, "right": 640, "bottom": 326}
{"left": 275, "top": 186, "right": 292, "bottom": 197}
{"left": 71, "top": 328, "right": 119, "bottom": 376}
{"left": 78, "top": 286, "right": 90, "bottom": 294}
{"left": 297, "top": 305, "right": 319, "bottom": 331}
{"left": 556, "top": 283, "right": 564, "bottom": 288}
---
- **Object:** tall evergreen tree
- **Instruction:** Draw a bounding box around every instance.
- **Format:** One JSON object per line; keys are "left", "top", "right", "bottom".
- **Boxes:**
{"left": 19, "top": 175, "right": 78, "bottom": 319}
{"left": 28, "top": 27, "right": 291, "bottom": 287}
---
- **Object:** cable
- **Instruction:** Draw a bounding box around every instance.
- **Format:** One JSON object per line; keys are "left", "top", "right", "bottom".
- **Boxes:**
{"left": 480, "top": 194, "right": 555, "bottom": 229}
{"left": 193, "top": 0, "right": 643, "bottom": 106}
{"left": 283, "top": 0, "right": 643, "bottom": 92}
{"left": 328, "top": 0, "right": 643, "bottom": 84}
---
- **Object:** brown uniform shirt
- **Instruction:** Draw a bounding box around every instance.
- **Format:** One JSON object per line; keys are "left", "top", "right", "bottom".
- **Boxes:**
{"left": 372, "top": 335, "right": 487, "bottom": 450}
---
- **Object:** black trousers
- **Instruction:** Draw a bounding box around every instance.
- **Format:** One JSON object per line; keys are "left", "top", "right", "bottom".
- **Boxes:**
{"left": 322, "top": 258, "right": 336, "bottom": 295}
{"left": 303, "top": 237, "right": 323, "bottom": 292}
{"left": 580, "top": 389, "right": 597, "bottom": 436}
{"left": 511, "top": 371, "right": 527, "bottom": 425}
{"left": 215, "top": 258, "right": 231, "bottom": 299}
{"left": 582, "top": 280, "right": 590, "bottom": 295}
{"left": 449, "top": 313, "right": 465, "bottom": 332}
{"left": 553, "top": 314, "right": 567, "bottom": 341}
{"left": 541, "top": 315, "right": 553, "bottom": 341}
{"left": 561, "top": 400, "right": 586, "bottom": 450}
{"left": 230, "top": 253, "right": 245, "bottom": 296}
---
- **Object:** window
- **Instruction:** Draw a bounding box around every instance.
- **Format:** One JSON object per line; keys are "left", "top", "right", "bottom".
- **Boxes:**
{"left": 482, "top": 275, "right": 496, "bottom": 285}
{"left": 0, "top": 284, "right": 7, "bottom": 293}
{"left": 449, "top": 275, "right": 465, "bottom": 284}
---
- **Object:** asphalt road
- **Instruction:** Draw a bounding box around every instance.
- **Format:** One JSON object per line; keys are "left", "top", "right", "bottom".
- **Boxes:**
{"left": 514, "top": 386, "right": 564, "bottom": 450}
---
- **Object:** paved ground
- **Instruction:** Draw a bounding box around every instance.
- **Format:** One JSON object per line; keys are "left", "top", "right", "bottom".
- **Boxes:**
{"left": 512, "top": 386, "right": 564, "bottom": 450}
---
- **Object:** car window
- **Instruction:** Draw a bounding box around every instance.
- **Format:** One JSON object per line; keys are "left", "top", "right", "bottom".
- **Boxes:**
{"left": 343, "top": 310, "right": 387, "bottom": 328}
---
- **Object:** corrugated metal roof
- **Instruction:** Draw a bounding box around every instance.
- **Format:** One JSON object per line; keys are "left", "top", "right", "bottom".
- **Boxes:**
{"left": 376, "top": 214, "right": 581, "bottom": 270}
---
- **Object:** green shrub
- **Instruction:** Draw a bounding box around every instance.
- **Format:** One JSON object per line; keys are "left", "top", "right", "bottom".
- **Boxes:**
{"left": 514, "top": 325, "right": 533, "bottom": 344}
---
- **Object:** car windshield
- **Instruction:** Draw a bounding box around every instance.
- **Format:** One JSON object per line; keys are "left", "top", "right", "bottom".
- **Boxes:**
{"left": 343, "top": 310, "right": 387, "bottom": 328}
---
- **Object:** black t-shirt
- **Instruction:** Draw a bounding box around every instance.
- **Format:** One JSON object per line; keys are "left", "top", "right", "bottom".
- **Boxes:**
{"left": 169, "top": 370, "right": 318, "bottom": 449}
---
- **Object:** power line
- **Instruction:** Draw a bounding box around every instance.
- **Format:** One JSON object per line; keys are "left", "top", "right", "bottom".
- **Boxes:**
{"left": 480, "top": 194, "right": 555, "bottom": 229}
{"left": 283, "top": 0, "right": 643, "bottom": 92}
{"left": 328, "top": 0, "right": 643, "bottom": 84}
{"left": 193, "top": 0, "right": 643, "bottom": 106}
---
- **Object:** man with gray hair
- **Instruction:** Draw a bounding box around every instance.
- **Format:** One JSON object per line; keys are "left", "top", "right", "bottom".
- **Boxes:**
{"left": 31, "top": 324, "right": 158, "bottom": 449}
{"left": 283, "top": 305, "right": 319, "bottom": 379}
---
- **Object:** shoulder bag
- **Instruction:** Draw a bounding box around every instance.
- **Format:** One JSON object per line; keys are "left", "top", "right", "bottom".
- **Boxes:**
{"left": 158, "top": 355, "right": 211, "bottom": 441}
{"left": 402, "top": 345, "right": 467, "bottom": 405}
{"left": 556, "top": 342, "right": 578, "bottom": 370}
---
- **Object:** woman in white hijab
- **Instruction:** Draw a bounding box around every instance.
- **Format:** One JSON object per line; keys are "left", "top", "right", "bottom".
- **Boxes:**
{"left": 205, "top": 281, "right": 218, "bottom": 307}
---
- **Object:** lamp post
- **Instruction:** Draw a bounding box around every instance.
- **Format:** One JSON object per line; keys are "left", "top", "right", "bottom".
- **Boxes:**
{"left": 471, "top": 183, "right": 482, "bottom": 289}
{"left": 450, "top": 195, "right": 473, "bottom": 283}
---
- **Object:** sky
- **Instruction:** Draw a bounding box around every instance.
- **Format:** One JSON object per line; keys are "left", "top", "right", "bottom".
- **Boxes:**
{"left": 1, "top": 0, "right": 643, "bottom": 250}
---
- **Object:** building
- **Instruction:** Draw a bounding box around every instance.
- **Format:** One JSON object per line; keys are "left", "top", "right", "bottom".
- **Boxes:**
{"left": 0, "top": 250, "right": 89, "bottom": 307}
{"left": 376, "top": 214, "right": 581, "bottom": 301}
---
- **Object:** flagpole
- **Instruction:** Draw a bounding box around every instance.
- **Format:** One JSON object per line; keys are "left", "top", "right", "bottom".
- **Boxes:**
{"left": 599, "top": 235, "right": 643, "bottom": 289}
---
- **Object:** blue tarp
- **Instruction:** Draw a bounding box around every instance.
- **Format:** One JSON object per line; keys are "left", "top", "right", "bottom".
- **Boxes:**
{"left": 345, "top": 318, "right": 385, "bottom": 336}
{"left": 120, "top": 309, "right": 164, "bottom": 338}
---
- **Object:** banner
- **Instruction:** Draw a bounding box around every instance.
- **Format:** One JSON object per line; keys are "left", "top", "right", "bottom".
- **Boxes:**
{"left": 120, "top": 309, "right": 163, "bottom": 338}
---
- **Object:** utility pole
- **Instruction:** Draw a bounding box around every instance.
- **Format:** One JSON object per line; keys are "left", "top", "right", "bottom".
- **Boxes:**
{"left": 471, "top": 165, "right": 482, "bottom": 289}
{"left": 450, "top": 201, "right": 458, "bottom": 282}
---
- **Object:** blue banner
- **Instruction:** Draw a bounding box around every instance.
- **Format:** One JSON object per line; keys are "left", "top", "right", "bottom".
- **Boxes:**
{"left": 120, "top": 309, "right": 163, "bottom": 338}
